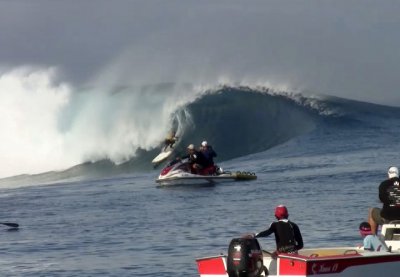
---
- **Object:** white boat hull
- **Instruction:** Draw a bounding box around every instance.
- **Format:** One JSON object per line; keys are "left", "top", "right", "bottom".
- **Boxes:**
{"left": 197, "top": 223, "right": 400, "bottom": 276}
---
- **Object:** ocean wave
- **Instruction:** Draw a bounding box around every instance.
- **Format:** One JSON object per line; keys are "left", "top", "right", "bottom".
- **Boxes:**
{"left": 0, "top": 85, "right": 321, "bottom": 184}
{"left": 2, "top": 75, "right": 400, "bottom": 185}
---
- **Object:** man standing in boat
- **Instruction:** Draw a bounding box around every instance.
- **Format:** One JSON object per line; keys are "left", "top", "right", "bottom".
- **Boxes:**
{"left": 254, "top": 205, "right": 303, "bottom": 254}
{"left": 369, "top": 166, "right": 400, "bottom": 234}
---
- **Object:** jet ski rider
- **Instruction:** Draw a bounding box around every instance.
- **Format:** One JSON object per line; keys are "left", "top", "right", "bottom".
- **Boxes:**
{"left": 179, "top": 144, "right": 208, "bottom": 174}
{"left": 200, "top": 141, "right": 217, "bottom": 166}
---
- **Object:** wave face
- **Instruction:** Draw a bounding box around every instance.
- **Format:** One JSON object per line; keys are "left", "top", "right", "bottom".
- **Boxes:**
{"left": 176, "top": 87, "right": 319, "bottom": 160}
{"left": 2, "top": 71, "right": 400, "bottom": 186}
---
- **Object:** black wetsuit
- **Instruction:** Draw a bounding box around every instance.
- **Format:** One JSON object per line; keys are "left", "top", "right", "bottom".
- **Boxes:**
{"left": 379, "top": 177, "right": 400, "bottom": 221}
{"left": 255, "top": 219, "right": 303, "bottom": 253}
{"left": 164, "top": 137, "right": 177, "bottom": 150}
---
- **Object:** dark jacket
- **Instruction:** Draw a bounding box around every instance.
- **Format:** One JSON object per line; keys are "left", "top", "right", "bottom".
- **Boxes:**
{"left": 255, "top": 219, "right": 303, "bottom": 253}
{"left": 201, "top": 146, "right": 217, "bottom": 166}
{"left": 379, "top": 177, "right": 400, "bottom": 220}
{"left": 182, "top": 151, "right": 208, "bottom": 167}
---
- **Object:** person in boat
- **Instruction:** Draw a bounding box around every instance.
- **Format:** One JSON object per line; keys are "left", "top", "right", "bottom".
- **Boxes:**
{"left": 368, "top": 166, "right": 400, "bottom": 234}
{"left": 164, "top": 131, "right": 178, "bottom": 151}
{"left": 359, "top": 222, "right": 388, "bottom": 251}
{"left": 200, "top": 141, "right": 217, "bottom": 166}
{"left": 254, "top": 205, "right": 303, "bottom": 254}
{"left": 179, "top": 144, "right": 208, "bottom": 174}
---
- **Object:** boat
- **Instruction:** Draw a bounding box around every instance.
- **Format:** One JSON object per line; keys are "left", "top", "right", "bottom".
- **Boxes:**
{"left": 155, "top": 159, "right": 257, "bottom": 186}
{"left": 196, "top": 222, "right": 400, "bottom": 276}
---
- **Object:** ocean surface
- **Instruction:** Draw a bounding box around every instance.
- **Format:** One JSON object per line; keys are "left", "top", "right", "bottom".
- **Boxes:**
{"left": 1, "top": 87, "right": 400, "bottom": 276}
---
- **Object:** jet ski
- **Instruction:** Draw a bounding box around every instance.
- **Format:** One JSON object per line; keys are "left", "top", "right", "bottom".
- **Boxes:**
{"left": 155, "top": 159, "right": 257, "bottom": 186}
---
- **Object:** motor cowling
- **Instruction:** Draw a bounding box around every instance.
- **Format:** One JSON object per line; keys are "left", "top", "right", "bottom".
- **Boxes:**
{"left": 227, "top": 238, "right": 264, "bottom": 277}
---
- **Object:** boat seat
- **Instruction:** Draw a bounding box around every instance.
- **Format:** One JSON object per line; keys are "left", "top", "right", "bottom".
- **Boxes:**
{"left": 384, "top": 228, "right": 400, "bottom": 240}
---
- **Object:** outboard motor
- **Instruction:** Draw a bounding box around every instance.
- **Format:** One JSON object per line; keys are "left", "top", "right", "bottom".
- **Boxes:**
{"left": 227, "top": 237, "right": 264, "bottom": 277}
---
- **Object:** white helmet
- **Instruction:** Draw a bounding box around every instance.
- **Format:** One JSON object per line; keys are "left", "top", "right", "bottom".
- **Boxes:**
{"left": 201, "top": 141, "right": 208, "bottom": 147}
{"left": 388, "top": 166, "right": 399, "bottom": 178}
{"left": 187, "top": 144, "right": 195, "bottom": 150}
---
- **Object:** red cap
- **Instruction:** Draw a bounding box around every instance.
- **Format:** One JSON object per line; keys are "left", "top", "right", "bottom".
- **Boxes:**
{"left": 359, "top": 222, "right": 373, "bottom": 236}
{"left": 275, "top": 205, "right": 289, "bottom": 219}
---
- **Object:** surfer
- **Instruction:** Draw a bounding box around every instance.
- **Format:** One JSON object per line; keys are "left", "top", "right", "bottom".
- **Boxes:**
{"left": 253, "top": 205, "right": 303, "bottom": 254}
{"left": 152, "top": 132, "right": 178, "bottom": 167}
{"left": 164, "top": 131, "right": 178, "bottom": 150}
{"left": 368, "top": 166, "right": 400, "bottom": 234}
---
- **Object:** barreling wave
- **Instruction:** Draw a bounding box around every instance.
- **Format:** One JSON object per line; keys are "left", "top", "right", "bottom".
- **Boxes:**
{"left": 0, "top": 86, "right": 327, "bottom": 185}
{"left": 2, "top": 78, "right": 400, "bottom": 187}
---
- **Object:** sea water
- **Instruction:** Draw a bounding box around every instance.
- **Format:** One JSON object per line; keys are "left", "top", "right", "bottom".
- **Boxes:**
{"left": 1, "top": 88, "right": 400, "bottom": 276}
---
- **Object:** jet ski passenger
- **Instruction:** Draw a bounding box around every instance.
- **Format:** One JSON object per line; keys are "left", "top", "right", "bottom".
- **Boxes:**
{"left": 180, "top": 144, "right": 208, "bottom": 174}
{"left": 254, "top": 205, "right": 303, "bottom": 254}
{"left": 199, "top": 141, "right": 218, "bottom": 175}
{"left": 368, "top": 166, "right": 400, "bottom": 234}
{"left": 358, "top": 222, "right": 388, "bottom": 251}
{"left": 200, "top": 141, "right": 217, "bottom": 166}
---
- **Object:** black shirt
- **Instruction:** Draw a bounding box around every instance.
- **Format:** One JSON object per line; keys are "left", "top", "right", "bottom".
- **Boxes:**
{"left": 379, "top": 177, "right": 400, "bottom": 220}
{"left": 255, "top": 219, "right": 303, "bottom": 253}
{"left": 182, "top": 151, "right": 208, "bottom": 167}
{"left": 201, "top": 146, "right": 217, "bottom": 166}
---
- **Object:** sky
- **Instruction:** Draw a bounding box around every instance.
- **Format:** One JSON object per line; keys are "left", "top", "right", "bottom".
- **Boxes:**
{"left": 0, "top": 0, "right": 399, "bottom": 105}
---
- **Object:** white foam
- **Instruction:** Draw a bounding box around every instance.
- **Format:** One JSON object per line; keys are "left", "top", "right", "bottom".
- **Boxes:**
{"left": 0, "top": 67, "right": 74, "bottom": 178}
{"left": 0, "top": 67, "right": 198, "bottom": 178}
